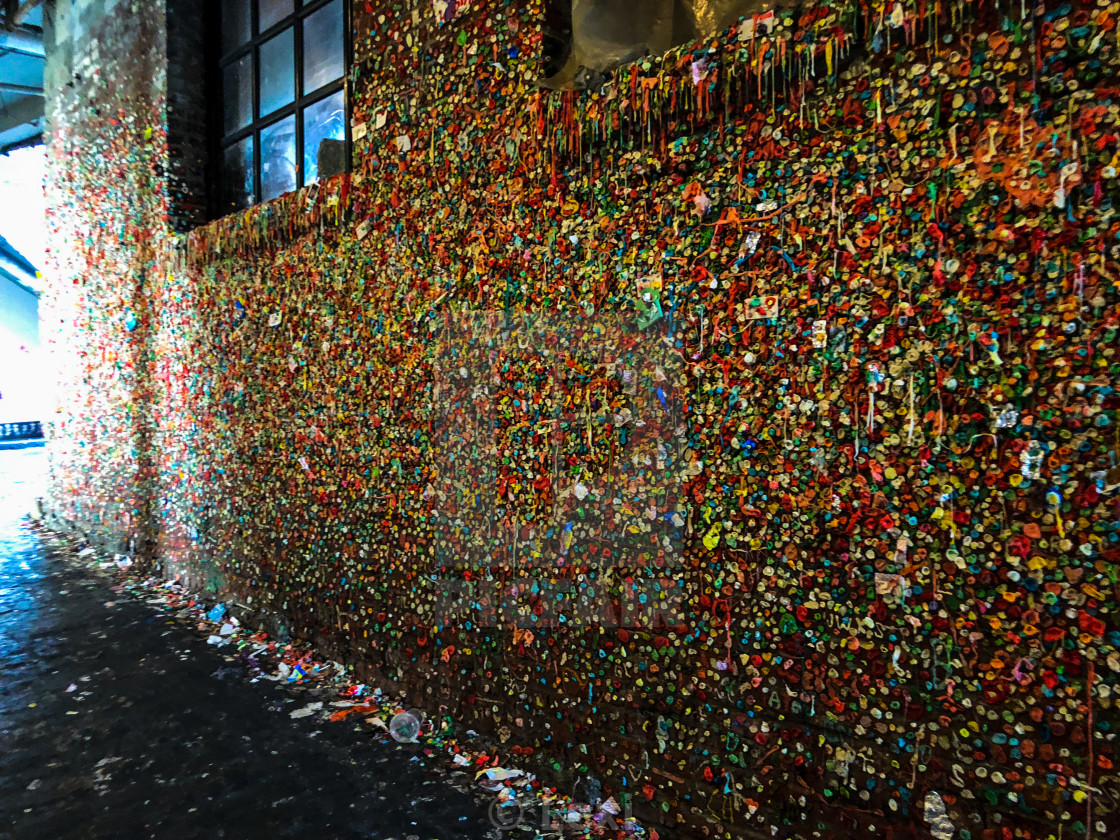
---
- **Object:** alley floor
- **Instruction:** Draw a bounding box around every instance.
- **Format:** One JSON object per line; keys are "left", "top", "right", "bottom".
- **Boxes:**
{"left": 0, "top": 447, "right": 495, "bottom": 840}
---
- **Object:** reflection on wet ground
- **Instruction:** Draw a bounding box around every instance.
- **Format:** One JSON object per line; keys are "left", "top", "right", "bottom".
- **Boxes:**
{"left": 0, "top": 448, "right": 491, "bottom": 840}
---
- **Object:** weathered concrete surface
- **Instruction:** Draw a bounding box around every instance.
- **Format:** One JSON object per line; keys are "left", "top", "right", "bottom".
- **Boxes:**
{"left": 0, "top": 448, "right": 493, "bottom": 840}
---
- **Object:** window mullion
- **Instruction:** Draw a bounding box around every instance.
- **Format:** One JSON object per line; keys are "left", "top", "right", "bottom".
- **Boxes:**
{"left": 299, "top": 78, "right": 344, "bottom": 107}
{"left": 218, "top": 44, "right": 252, "bottom": 69}
{"left": 221, "top": 123, "right": 256, "bottom": 148}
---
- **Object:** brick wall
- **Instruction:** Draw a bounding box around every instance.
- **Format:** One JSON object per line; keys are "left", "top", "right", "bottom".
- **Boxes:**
{"left": 165, "top": 0, "right": 210, "bottom": 233}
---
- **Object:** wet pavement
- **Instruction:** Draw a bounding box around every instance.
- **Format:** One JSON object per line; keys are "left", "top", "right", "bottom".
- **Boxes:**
{"left": 0, "top": 447, "right": 495, "bottom": 840}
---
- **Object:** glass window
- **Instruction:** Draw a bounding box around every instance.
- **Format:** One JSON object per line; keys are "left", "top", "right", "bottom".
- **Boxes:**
{"left": 259, "top": 28, "right": 295, "bottom": 117}
{"left": 221, "top": 0, "right": 251, "bottom": 54}
{"left": 303, "top": 0, "right": 344, "bottom": 94}
{"left": 217, "top": 0, "right": 348, "bottom": 216}
{"left": 222, "top": 136, "right": 254, "bottom": 212}
{"left": 261, "top": 116, "right": 297, "bottom": 201}
{"left": 303, "top": 90, "right": 345, "bottom": 184}
{"left": 258, "top": 0, "right": 294, "bottom": 33}
{"left": 222, "top": 54, "right": 253, "bottom": 132}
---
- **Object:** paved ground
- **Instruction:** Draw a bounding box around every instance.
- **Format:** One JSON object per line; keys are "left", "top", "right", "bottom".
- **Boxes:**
{"left": 0, "top": 447, "right": 496, "bottom": 840}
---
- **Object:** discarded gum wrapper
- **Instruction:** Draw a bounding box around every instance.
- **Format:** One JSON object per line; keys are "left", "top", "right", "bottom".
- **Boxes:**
{"left": 478, "top": 767, "right": 524, "bottom": 782}
{"left": 290, "top": 702, "right": 324, "bottom": 719}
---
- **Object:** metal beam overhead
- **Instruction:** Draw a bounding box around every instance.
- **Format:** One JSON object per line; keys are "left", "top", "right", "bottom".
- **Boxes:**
{"left": 0, "top": 80, "right": 40, "bottom": 96}
{"left": 0, "top": 26, "right": 41, "bottom": 57}
{"left": 0, "top": 131, "right": 40, "bottom": 154}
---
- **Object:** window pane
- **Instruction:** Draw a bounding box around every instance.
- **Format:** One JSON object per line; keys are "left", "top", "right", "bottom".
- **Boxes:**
{"left": 302, "top": 90, "right": 345, "bottom": 184}
{"left": 222, "top": 136, "right": 254, "bottom": 212}
{"left": 259, "top": 28, "right": 295, "bottom": 117}
{"left": 258, "top": 0, "right": 294, "bottom": 32}
{"left": 222, "top": 54, "right": 253, "bottom": 132}
{"left": 303, "top": 0, "right": 344, "bottom": 94}
{"left": 261, "top": 116, "right": 297, "bottom": 201}
{"left": 221, "top": 0, "right": 251, "bottom": 54}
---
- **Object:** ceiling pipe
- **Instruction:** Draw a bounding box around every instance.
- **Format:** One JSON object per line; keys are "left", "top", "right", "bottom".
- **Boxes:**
{"left": 0, "top": 131, "right": 39, "bottom": 154}
{"left": 0, "top": 81, "right": 41, "bottom": 96}
{"left": 0, "top": 249, "right": 38, "bottom": 284}
{"left": 0, "top": 26, "right": 42, "bottom": 57}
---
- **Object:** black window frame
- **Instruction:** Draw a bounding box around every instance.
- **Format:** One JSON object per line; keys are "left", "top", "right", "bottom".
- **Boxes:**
{"left": 211, "top": 0, "right": 351, "bottom": 217}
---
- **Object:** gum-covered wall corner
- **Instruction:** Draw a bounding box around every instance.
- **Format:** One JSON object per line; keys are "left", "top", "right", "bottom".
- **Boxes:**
{"left": 43, "top": 1, "right": 169, "bottom": 557}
